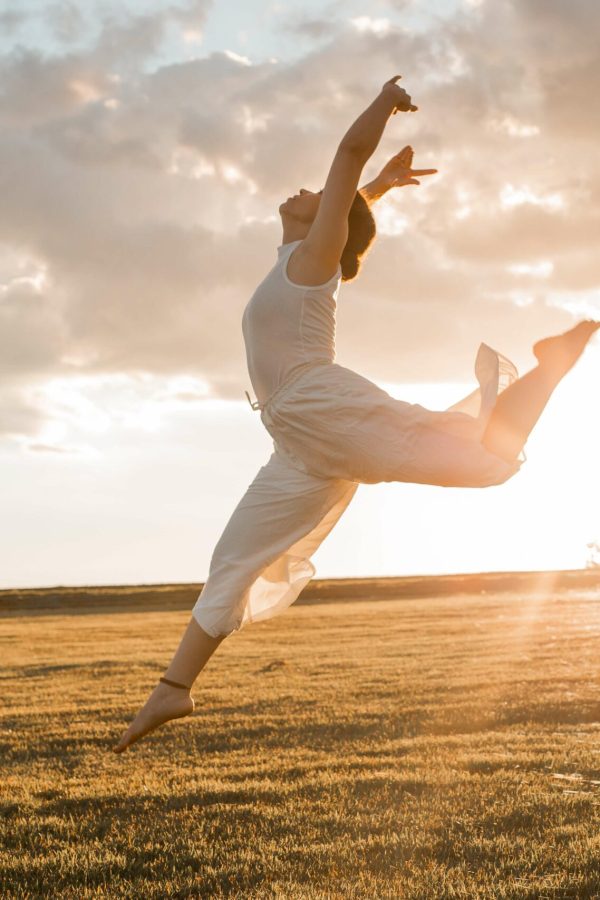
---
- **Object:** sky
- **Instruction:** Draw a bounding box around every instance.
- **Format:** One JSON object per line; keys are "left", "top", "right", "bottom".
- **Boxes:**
{"left": 1, "top": 0, "right": 599, "bottom": 589}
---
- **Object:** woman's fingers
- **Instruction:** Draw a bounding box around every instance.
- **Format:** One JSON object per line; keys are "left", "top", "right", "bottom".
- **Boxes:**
{"left": 411, "top": 168, "right": 438, "bottom": 176}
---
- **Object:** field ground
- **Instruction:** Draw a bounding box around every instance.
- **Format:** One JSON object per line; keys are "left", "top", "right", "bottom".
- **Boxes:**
{"left": 1, "top": 571, "right": 600, "bottom": 898}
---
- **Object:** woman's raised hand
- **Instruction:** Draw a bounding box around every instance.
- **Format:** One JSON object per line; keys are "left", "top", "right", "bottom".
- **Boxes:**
{"left": 381, "top": 75, "right": 418, "bottom": 113}
{"left": 377, "top": 145, "right": 438, "bottom": 188}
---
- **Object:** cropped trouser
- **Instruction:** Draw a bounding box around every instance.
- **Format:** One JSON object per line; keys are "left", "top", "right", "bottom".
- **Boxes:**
{"left": 191, "top": 449, "right": 358, "bottom": 638}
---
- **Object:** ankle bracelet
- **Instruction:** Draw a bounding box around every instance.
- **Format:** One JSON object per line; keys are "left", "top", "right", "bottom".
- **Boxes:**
{"left": 159, "top": 676, "right": 191, "bottom": 690}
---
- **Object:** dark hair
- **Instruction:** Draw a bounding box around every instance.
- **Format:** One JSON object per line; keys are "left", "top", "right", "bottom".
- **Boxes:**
{"left": 340, "top": 191, "right": 376, "bottom": 282}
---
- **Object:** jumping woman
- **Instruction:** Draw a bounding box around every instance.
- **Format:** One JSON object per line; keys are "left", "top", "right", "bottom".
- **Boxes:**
{"left": 114, "top": 75, "right": 599, "bottom": 753}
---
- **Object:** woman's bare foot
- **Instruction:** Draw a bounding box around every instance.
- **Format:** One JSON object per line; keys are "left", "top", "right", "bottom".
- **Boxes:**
{"left": 533, "top": 319, "right": 600, "bottom": 377}
{"left": 113, "top": 681, "right": 195, "bottom": 753}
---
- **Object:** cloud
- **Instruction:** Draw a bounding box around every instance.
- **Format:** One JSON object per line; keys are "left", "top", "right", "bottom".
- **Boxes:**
{"left": 0, "top": 0, "right": 599, "bottom": 446}
{"left": 27, "top": 441, "right": 76, "bottom": 454}
{"left": 0, "top": 388, "right": 48, "bottom": 438}
{"left": 43, "top": 2, "right": 88, "bottom": 46}
{"left": 281, "top": 17, "right": 339, "bottom": 41}
{"left": 0, "top": 8, "right": 28, "bottom": 35}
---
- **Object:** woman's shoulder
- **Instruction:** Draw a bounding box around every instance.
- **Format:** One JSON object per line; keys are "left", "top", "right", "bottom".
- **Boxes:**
{"left": 278, "top": 239, "right": 342, "bottom": 292}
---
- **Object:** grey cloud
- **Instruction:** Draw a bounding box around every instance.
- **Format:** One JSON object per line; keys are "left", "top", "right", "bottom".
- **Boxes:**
{"left": 36, "top": 105, "right": 163, "bottom": 169}
{"left": 0, "top": 49, "right": 110, "bottom": 126}
{"left": 0, "top": 281, "right": 68, "bottom": 379}
{"left": 91, "top": 0, "right": 211, "bottom": 73}
{"left": 284, "top": 19, "right": 338, "bottom": 40}
{"left": 43, "top": 2, "right": 87, "bottom": 45}
{"left": 439, "top": 206, "right": 600, "bottom": 264}
{"left": 180, "top": 107, "right": 245, "bottom": 162}
{"left": 0, "top": 8, "right": 27, "bottom": 34}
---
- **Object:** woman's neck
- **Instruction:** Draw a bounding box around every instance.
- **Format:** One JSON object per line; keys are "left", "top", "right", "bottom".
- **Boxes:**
{"left": 281, "top": 224, "right": 309, "bottom": 245}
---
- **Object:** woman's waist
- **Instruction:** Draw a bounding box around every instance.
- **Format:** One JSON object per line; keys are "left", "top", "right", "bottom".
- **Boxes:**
{"left": 245, "top": 358, "right": 333, "bottom": 413}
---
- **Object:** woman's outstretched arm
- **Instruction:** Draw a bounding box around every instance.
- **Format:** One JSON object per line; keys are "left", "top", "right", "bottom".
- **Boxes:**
{"left": 297, "top": 76, "right": 418, "bottom": 282}
{"left": 360, "top": 146, "right": 438, "bottom": 205}
{"left": 338, "top": 76, "right": 417, "bottom": 159}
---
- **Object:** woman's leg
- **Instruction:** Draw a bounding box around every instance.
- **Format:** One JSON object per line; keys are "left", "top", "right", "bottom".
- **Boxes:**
{"left": 164, "top": 617, "right": 226, "bottom": 686}
{"left": 113, "top": 451, "right": 357, "bottom": 753}
{"left": 482, "top": 320, "right": 599, "bottom": 463}
{"left": 113, "top": 619, "right": 223, "bottom": 754}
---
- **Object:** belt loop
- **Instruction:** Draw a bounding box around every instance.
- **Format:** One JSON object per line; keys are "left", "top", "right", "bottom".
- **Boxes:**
{"left": 244, "top": 390, "right": 262, "bottom": 411}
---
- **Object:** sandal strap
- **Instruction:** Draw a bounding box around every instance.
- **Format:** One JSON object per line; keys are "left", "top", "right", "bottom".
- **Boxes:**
{"left": 159, "top": 676, "right": 191, "bottom": 690}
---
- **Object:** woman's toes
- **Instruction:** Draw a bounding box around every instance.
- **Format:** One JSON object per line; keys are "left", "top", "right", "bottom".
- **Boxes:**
{"left": 113, "top": 717, "right": 152, "bottom": 754}
{"left": 113, "top": 729, "right": 135, "bottom": 754}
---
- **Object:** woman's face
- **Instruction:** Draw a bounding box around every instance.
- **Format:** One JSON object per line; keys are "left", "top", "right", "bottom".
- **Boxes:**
{"left": 279, "top": 188, "right": 323, "bottom": 222}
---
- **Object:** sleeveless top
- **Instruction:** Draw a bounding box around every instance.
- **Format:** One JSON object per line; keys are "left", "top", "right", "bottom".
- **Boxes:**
{"left": 241, "top": 239, "right": 343, "bottom": 404}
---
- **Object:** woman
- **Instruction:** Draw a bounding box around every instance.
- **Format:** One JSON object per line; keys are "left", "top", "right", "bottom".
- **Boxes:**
{"left": 114, "top": 76, "right": 598, "bottom": 753}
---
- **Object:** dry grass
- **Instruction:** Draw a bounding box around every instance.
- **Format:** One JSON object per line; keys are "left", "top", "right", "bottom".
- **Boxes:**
{"left": 2, "top": 575, "right": 600, "bottom": 898}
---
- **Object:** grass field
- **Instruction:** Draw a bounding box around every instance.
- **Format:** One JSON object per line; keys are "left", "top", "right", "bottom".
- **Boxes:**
{"left": 2, "top": 572, "right": 600, "bottom": 898}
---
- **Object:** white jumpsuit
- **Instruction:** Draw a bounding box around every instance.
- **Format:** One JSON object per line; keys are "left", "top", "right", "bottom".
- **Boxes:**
{"left": 192, "top": 239, "right": 525, "bottom": 637}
